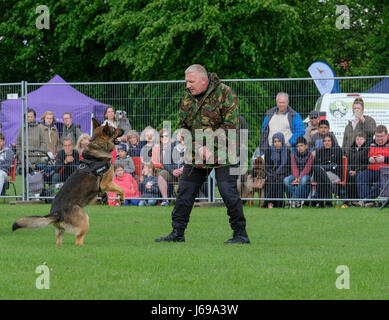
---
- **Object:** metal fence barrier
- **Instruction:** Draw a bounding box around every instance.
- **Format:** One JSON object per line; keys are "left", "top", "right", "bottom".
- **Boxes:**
{"left": 0, "top": 76, "right": 388, "bottom": 207}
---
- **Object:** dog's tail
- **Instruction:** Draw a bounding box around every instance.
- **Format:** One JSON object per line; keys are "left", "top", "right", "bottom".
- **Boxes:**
{"left": 12, "top": 214, "right": 56, "bottom": 232}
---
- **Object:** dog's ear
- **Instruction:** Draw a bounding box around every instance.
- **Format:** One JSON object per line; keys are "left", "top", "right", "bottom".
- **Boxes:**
{"left": 92, "top": 118, "right": 100, "bottom": 130}
{"left": 102, "top": 122, "right": 111, "bottom": 135}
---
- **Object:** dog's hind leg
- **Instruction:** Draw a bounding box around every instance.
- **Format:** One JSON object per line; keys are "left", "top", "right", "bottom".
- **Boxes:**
{"left": 75, "top": 211, "right": 89, "bottom": 246}
{"left": 68, "top": 206, "right": 89, "bottom": 246}
{"left": 55, "top": 226, "right": 65, "bottom": 246}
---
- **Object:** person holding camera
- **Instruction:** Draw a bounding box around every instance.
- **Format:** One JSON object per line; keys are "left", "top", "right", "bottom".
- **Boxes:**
{"left": 356, "top": 125, "right": 389, "bottom": 206}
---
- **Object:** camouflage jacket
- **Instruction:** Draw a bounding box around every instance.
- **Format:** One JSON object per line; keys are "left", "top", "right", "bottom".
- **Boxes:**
{"left": 178, "top": 73, "right": 239, "bottom": 169}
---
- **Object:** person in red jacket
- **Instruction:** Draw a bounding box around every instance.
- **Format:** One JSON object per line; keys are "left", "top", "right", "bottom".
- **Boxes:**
{"left": 108, "top": 164, "right": 140, "bottom": 206}
{"left": 356, "top": 125, "right": 389, "bottom": 206}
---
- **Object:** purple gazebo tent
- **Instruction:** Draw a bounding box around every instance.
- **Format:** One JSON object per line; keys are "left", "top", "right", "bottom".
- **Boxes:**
{"left": 0, "top": 75, "right": 107, "bottom": 146}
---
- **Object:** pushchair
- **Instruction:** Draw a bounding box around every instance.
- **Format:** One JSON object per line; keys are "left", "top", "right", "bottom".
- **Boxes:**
{"left": 25, "top": 149, "right": 56, "bottom": 200}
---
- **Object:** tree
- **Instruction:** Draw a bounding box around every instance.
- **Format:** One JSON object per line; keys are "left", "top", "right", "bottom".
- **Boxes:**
{"left": 0, "top": 0, "right": 387, "bottom": 83}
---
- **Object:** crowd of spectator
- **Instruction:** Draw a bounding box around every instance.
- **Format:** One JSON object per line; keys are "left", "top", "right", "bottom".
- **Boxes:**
{"left": 255, "top": 94, "right": 389, "bottom": 208}
{"left": 0, "top": 96, "right": 388, "bottom": 208}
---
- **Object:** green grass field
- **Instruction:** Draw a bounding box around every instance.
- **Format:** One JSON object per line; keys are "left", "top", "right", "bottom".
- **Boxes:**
{"left": 0, "top": 203, "right": 388, "bottom": 300}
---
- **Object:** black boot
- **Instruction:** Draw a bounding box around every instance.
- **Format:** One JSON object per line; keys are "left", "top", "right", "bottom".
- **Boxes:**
{"left": 224, "top": 227, "right": 250, "bottom": 244}
{"left": 155, "top": 228, "right": 185, "bottom": 242}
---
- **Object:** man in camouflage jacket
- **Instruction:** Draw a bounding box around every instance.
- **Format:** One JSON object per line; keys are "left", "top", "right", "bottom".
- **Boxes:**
{"left": 155, "top": 64, "right": 250, "bottom": 245}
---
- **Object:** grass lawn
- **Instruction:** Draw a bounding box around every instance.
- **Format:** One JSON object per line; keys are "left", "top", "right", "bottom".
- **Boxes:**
{"left": 0, "top": 203, "right": 388, "bottom": 300}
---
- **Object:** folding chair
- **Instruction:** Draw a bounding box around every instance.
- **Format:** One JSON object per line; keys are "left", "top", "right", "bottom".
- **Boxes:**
{"left": 310, "top": 156, "right": 347, "bottom": 205}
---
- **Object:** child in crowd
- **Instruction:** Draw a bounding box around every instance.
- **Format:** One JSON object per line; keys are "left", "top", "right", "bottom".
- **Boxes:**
{"left": 138, "top": 163, "right": 160, "bottom": 206}
{"left": 309, "top": 119, "right": 339, "bottom": 152}
{"left": 345, "top": 132, "right": 369, "bottom": 206}
{"left": 283, "top": 137, "right": 314, "bottom": 208}
{"left": 114, "top": 143, "right": 135, "bottom": 175}
{"left": 108, "top": 164, "right": 140, "bottom": 206}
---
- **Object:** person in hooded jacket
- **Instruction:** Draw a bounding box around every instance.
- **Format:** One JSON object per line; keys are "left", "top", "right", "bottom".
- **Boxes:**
{"left": 263, "top": 132, "right": 290, "bottom": 208}
{"left": 312, "top": 134, "right": 343, "bottom": 207}
{"left": 345, "top": 132, "right": 370, "bottom": 206}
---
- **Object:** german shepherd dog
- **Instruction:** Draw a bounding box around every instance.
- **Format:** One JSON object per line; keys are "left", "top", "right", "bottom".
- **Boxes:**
{"left": 237, "top": 156, "right": 265, "bottom": 206}
{"left": 12, "top": 119, "right": 125, "bottom": 246}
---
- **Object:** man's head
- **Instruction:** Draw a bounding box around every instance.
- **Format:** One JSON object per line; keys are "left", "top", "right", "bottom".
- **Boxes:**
{"left": 62, "top": 137, "right": 74, "bottom": 155}
{"left": 296, "top": 136, "right": 308, "bottom": 154}
{"left": 185, "top": 64, "right": 209, "bottom": 96}
{"left": 276, "top": 92, "right": 289, "bottom": 113}
{"left": 318, "top": 119, "right": 330, "bottom": 135}
{"left": 309, "top": 110, "right": 319, "bottom": 127}
{"left": 27, "top": 108, "right": 36, "bottom": 123}
{"left": 374, "top": 125, "right": 388, "bottom": 146}
{"left": 62, "top": 112, "right": 72, "bottom": 127}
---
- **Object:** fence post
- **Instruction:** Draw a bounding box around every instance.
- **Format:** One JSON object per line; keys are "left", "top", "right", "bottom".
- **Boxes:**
{"left": 20, "top": 81, "right": 26, "bottom": 201}
{"left": 24, "top": 81, "right": 30, "bottom": 200}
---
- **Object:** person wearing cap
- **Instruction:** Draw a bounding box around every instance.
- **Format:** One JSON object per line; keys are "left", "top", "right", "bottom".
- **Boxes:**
{"left": 114, "top": 143, "right": 135, "bottom": 175}
{"left": 304, "top": 110, "right": 320, "bottom": 145}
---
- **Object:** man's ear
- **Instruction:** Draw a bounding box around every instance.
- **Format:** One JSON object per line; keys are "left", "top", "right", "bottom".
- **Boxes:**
{"left": 92, "top": 118, "right": 100, "bottom": 130}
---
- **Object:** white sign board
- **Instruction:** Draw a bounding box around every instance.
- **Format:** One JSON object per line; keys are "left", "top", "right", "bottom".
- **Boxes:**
{"left": 315, "top": 93, "right": 389, "bottom": 146}
{"left": 7, "top": 93, "right": 18, "bottom": 100}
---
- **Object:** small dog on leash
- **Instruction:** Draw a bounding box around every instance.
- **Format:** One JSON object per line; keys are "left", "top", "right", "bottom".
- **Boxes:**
{"left": 115, "top": 110, "right": 131, "bottom": 134}
{"left": 237, "top": 156, "right": 266, "bottom": 206}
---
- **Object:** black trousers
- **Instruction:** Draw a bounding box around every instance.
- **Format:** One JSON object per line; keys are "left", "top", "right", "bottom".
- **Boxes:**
{"left": 171, "top": 164, "right": 247, "bottom": 232}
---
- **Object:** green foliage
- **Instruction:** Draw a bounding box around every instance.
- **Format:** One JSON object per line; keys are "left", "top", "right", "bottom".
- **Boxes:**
{"left": 1, "top": 0, "right": 388, "bottom": 83}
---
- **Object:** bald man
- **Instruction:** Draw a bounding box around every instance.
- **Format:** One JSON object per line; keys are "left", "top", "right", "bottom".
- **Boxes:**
{"left": 155, "top": 64, "right": 250, "bottom": 244}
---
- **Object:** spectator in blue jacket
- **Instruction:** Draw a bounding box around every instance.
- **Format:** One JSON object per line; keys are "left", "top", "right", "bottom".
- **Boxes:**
{"left": 258, "top": 92, "right": 305, "bottom": 156}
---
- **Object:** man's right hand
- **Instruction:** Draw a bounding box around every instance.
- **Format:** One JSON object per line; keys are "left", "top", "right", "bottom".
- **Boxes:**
{"left": 173, "top": 167, "right": 183, "bottom": 177}
{"left": 198, "top": 146, "right": 213, "bottom": 162}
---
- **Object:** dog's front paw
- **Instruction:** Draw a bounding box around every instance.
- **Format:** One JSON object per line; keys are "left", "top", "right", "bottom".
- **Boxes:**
{"left": 100, "top": 192, "right": 108, "bottom": 205}
{"left": 119, "top": 196, "right": 125, "bottom": 206}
